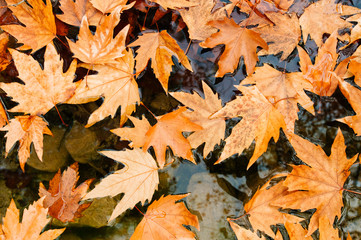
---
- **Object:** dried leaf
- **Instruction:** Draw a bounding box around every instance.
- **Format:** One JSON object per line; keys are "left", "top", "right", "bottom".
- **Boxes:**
{"left": 130, "top": 194, "right": 199, "bottom": 240}
{"left": 0, "top": 198, "right": 65, "bottom": 239}
{"left": 39, "top": 162, "right": 93, "bottom": 222}
{"left": 57, "top": 0, "right": 102, "bottom": 26}
{"left": 84, "top": 148, "right": 159, "bottom": 222}
{"left": 200, "top": 17, "right": 268, "bottom": 77}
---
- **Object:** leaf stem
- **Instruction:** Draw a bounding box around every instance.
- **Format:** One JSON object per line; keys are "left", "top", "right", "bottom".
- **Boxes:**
{"left": 343, "top": 188, "right": 361, "bottom": 195}
{"left": 228, "top": 212, "right": 247, "bottom": 221}
{"left": 134, "top": 205, "right": 145, "bottom": 216}
{"left": 54, "top": 104, "right": 67, "bottom": 126}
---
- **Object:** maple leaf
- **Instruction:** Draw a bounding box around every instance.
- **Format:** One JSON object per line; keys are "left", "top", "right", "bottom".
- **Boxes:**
{"left": 129, "top": 30, "right": 192, "bottom": 93}
{"left": 199, "top": 17, "right": 268, "bottom": 77}
{"left": 67, "top": 49, "right": 139, "bottom": 126}
{"left": 68, "top": 11, "right": 129, "bottom": 65}
{"left": 2, "top": 0, "right": 56, "bottom": 52}
{"left": 111, "top": 115, "right": 151, "bottom": 148}
{"left": 299, "top": 0, "right": 360, "bottom": 47}
{"left": 90, "top": 0, "right": 134, "bottom": 14}
{"left": 84, "top": 148, "right": 159, "bottom": 222}
{"left": 337, "top": 79, "right": 361, "bottom": 136}
{"left": 143, "top": 107, "right": 202, "bottom": 168}
{"left": 242, "top": 64, "right": 314, "bottom": 132}
{"left": 0, "top": 44, "right": 77, "bottom": 115}
{"left": 57, "top": 0, "right": 102, "bottom": 26}
{"left": 211, "top": 85, "right": 285, "bottom": 169}
{"left": 171, "top": 81, "right": 226, "bottom": 157}
{"left": 298, "top": 33, "right": 346, "bottom": 96}
{"left": 281, "top": 222, "right": 313, "bottom": 240}
{"left": 0, "top": 32, "right": 11, "bottom": 71}
{"left": 178, "top": 0, "right": 229, "bottom": 41}
{"left": 0, "top": 98, "right": 9, "bottom": 128}
{"left": 273, "top": 130, "right": 358, "bottom": 235}
{"left": 228, "top": 219, "right": 261, "bottom": 240}
{"left": 130, "top": 194, "right": 199, "bottom": 240}
{"left": 1, "top": 115, "right": 51, "bottom": 172}
{"left": 0, "top": 198, "right": 65, "bottom": 239}
{"left": 254, "top": 12, "right": 301, "bottom": 60}
{"left": 39, "top": 162, "right": 93, "bottom": 222}
{"left": 244, "top": 179, "right": 300, "bottom": 237}
{"left": 148, "top": 0, "right": 197, "bottom": 10}
{"left": 319, "top": 216, "right": 340, "bottom": 240}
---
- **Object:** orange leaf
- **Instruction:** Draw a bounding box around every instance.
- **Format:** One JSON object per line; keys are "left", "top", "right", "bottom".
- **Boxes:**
{"left": 1, "top": 115, "right": 51, "bottom": 172}
{"left": 90, "top": 0, "right": 134, "bottom": 14}
{"left": 199, "top": 17, "right": 267, "bottom": 77}
{"left": 130, "top": 194, "right": 199, "bottom": 240}
{"left": 228, "top": 219, "right": 261, "bottom": 240}
{"left": 128, "top": 30, "right": 192, "bottom": 93}
{"left": 2, "top": 0, "right": 56, "bottom": 52}
{"left": 0, "top": 198, "right": 65, "bottom": 239}
{"left": 273, "top": 130, "right": 358, "bottom": 235}
{"left": 39, "top": 162, "right": 93, "bottom": 222}
{"left": 143, "top": 107, "right": 202, "bottom": 168}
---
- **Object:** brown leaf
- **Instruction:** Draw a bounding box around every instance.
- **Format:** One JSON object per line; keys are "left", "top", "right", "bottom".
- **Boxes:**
{"left": 0, "top": 32, "right": 11, "bottom": 71}
{"left": 84, "top": 148, "right": 159, "bottom": 222}
{"left": 228, "top": 219, "right": 261, "bottom": 240}
{"left": 200, "top": 17, "right": 268, "bottom": 77}
{"left": 273, "top": 130, "right": 358, "bottom": 235}
{"left": 2, "top": 0, "right": 56, "bottom": 52}
{"left": 148, "top": 0, "right": 197, "bottom": 10}
{"left": 130, "top": 194, "right": 199, "bottom": 240}
{"left": 128, "top": 30, "right": 192, "bottom": 93}
{"left": 1, "top": 115, "right": 51, "bottom": 171}
{"left": 90, "top": 0, "right": 134, "bottom": 13}
{"left": 39, "top": 162, "right": 93, "bottom": 222}
{"left": 0, "top": 198, "right": 65, "bottom": 239}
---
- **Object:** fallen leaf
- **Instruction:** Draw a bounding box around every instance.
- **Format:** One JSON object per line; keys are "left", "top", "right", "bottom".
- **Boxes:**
{"left": 298, "top": 33, "right": 341, "bottom": 96}
{"left": 254, "top": 12, "right": 300, "bottom": 60}
{"left": 128, "top": 30, "right": 192, "bottom": 93}
{"left": 0, "top": 98, "right": 9, "bottom": 128}
{"left": 242, "top": 64, "right": 314, "bottom": 132}
{"left": 39, "top": 162, "right": 93, "bottom": 222}
{"left": 244, "top": 179, "right": 300, "bottom": 237}
{"left": 143, "top": 107, "right": 202, "bottom": 168}
{"left": 319, "top": 216, "right": 340, "bottom": 240}
{"left": 211, "top": 85, "right": 285, "bottom": 169}
{"left": 1, "top": 115, "right": 51, "bottom": 171}
{"left": 283, "top": 222, "right": 313, "bottom": 240}
{"left": 57, "top": 0, "right": 102, "bottom": 26}
{"left": 66, "top": 49, "right": 139, "bottom": 126}
{"left": 0, "top": 32, "right": 11, "bottom": 71}
{"left": 337, "top": 79, "right": 361, "bottom": 136}
{"left": 171, "top": 81, "right": 226, "bottom": 157}
{"left": 90, "top": 0, "right": 134, "bottom": 13}
{"left": 0, "top": 198, "right": 65, "bottom": 239}
{"left": 130, "top": 194, "right": 199, "bottom": 240}
{"left": 2, "top": 0, "right": 56, "bottom": 52}
{"left": 148, "top": 0, "right": 197, "bottom": 10}
{"left": 273, "top": 130, "right": 358, "bottom": 235}
{"left": 199, "top": 17, "right": 268, "bottom": 77}
{"left": 111, "top": 115, "right": 151, "bottom": 148}
{"left": 178, "top": 0, "right": 229, "bottom": 41}
{"left": 299, "top": 0, "right": 360, "bottom": 47}
{"left": 84, "top": 148, "right": 159, "bottom": 222}
{"left": 68, "top": 12, "right": 129, "bottom": 65}
{"left": 228, "top": 219, "right": 261, "bottom": 240}
{"left": 0, "top": 44, "right": 77, "bottom": 115}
